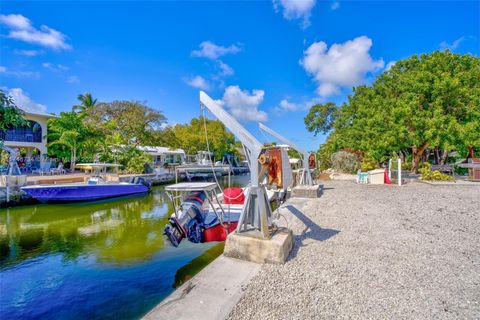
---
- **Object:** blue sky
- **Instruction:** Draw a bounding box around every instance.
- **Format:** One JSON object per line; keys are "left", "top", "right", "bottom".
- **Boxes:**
{"left": 1, "top": 1, "right": 479, "bottom": 151}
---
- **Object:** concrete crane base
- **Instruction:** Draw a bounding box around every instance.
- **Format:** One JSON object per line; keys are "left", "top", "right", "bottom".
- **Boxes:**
{"left": 291, "top": 184, "right": 322, "bottom": 198}
{"left": 223, "top": 229, "right": 293, "bottom": 264}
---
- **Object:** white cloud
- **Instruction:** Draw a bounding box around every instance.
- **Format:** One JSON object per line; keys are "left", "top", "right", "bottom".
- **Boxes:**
{"left": 273, "top": 0, "right": 316, "bottom": 28}
{"left": 191, "top": 41, "right": 241, "bottom": 60}
{"left": 42, "top": 62, "right": 69, "bottom": 72}
{"left": 278, "top": 99, "right": 301, "bottom": 111}
{"left": 219, "top": 85, "right": 268, "bottom": 122}
{"left": 66, "top": 75, "right": 79, "bottom": 83}
{"left": 185, "top": 75, "right": 210, "bottom": 90}
{"left": 385, "top": 61, "right": 396, "bottom": 71}
{"left": 6, "top": 87, "right": 47, "bottom": 113}
{"left": 0, "top": 14, "right": 31, "bottom": 29}
{"left": 1, "top": 67, "right": 40, "bottom": 78}
{"left": 274, "top": 98, "right": 317, "bottom": 115}
{"left": 331, "top": 1, "right": 340, "bottom": 10}
{"left": 301, "top": 36, "right": 384, "bottom": 97}
{"left": 217, "top": 60, "right": 234, "bottom": 76}
{"left": 15, "top": 49, "right": 43, "bottom": 56}
{"left": 0, "top": 14, "right": 71, "bottom": 50}
{"left": 440, "top": 36, "right": 466, "bottom": 51}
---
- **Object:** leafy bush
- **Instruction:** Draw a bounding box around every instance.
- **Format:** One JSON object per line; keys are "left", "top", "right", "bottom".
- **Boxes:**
{"left": 317, "top": 141, "right": 335, "bottom": 170}
{"left": 402, "top": 161, "right": 412, "bottom": 171}
{"left": 107, "top": 145, "right": 152, "bottom": 174}
{"left": 124, "top": 152, "right": 151, "bottom": 174}
{"left": 331, "top": 151, "right": 360, "bottom": 173}
{"left": 454, "top": 166, "right": 468, "bottom": 176}
{"left": 360, "top": 155, "right": 378, "bottom": 171}
{"left": 419, "top": 162, "right": 454, "bottom": 181}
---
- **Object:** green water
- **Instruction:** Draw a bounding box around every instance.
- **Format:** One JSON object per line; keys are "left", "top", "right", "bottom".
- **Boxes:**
{"left": 0, "top": 175, "right": 249, "bottom": 319}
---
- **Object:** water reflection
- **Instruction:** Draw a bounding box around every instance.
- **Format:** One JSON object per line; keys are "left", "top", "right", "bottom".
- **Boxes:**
{"left": 0, "top": 175, "right": 250, "bottom": 319}
{"left": 0, "top": 191, "right": 174, "bottom": 269}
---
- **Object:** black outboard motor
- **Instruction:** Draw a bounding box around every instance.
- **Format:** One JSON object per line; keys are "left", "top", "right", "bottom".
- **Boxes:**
{"left": 130, "top": 176, "right": 152, "bottom": 189}
{"left": 164, "top": 191, "right": 207, "bottom": 247}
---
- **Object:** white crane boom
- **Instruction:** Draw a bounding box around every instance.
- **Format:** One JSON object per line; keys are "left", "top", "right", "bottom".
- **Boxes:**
{"left": 258, "top": 122, "right": 314, "bottom": 186}
{"left": 200, "top": 91, "right": 272, "bottom": 238}
{"left": 200, "top": 91, "right": 272, "bottom": 239}
{"left": 200, "top": 91, "right": 263, "bottom": 185}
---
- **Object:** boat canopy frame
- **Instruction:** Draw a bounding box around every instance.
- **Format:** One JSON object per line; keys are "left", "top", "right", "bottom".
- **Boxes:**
{"left": 165, "top": 182, "right": 229, "bottom": 227}
{"left": 76, "top": 163, "right": 122, "bottom": 181}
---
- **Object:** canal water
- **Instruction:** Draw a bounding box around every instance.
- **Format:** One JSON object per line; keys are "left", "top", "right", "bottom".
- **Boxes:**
{"left": 0, "top": 175, "right": 250, "bottom": 319}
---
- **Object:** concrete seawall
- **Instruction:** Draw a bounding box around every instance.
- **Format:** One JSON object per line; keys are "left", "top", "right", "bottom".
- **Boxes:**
{"left": 143, "top": 255, "right": 261, "bottom": 320}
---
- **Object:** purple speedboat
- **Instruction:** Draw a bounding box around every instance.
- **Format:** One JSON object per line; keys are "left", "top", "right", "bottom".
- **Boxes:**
{"left": 21, "top": 163, "right": 151, "bottom": 203}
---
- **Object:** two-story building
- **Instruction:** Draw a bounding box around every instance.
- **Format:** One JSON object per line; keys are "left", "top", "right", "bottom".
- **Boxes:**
{"left": 1, "top": 110, "right": 56, "bottom": 158}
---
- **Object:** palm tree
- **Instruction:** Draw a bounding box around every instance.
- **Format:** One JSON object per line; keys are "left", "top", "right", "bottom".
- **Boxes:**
{"left": 72, "top": 93, "right": 97, "bottom": 113}
{"left": 49, "top": 130, "right": 82, "bottom": 171}
{"left": 48, "top": 112, "right": 86, "bottom": 171}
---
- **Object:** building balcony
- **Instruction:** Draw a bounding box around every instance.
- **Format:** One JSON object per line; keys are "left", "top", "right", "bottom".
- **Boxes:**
{"left": 1, "top": 129, "right": 42, "bottom": 143}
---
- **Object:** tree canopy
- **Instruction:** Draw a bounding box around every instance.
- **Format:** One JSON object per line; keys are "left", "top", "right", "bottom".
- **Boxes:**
{"left": 73, "top": 93, "right": 98, "bottom": 113}
{"left": 87, "top": 100, "right": 167, "bottom": 144}
{"left": 48, "top": 111, "right": 89, "bottom": 170}
{"left": 172, "top": 117, "right": 236, "bottom": 159}
{"left": 46, "top": 96, "right": 238, "bottom": 172}
{"left": 305, "top": 50, "right": 480, "bottom": 171}
{"left": 0, "top": 89, "right": 27, "bottom": 131}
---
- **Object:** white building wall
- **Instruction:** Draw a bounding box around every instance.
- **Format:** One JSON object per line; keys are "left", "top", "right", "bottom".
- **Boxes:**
{"left": 2, "top": 113, "right": 51, "bottom": 155}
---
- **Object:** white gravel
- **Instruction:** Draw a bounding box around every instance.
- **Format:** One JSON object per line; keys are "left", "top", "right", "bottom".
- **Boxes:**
{"left": 227, "top": 181, "right": 480, "bottom": 320}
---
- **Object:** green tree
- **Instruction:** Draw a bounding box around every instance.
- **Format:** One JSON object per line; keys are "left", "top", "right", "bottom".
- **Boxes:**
{"left": 48, "top": 112, "right": 88, "bottom": 170}
{"left": 305, "top": 50, "right": 480, "bottom": 172}
{"left": 304, "top": 102, "right": 339, "bottom": 136}
{"left": 172, "top": 117, "right": 236, "bottom": 159}
{"left": 0, "top": 89, "right": 28, "bottom": 131}
{"left": 93, "top": 100, "right": 167, "bottom": 144}
{"left": 73, "top": 93, "right": 98, "bottom": 113}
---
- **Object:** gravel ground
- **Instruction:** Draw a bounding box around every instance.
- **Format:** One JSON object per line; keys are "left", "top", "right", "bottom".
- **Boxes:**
{"left": 227, "top": 181, "right": 480, "bottom": 320}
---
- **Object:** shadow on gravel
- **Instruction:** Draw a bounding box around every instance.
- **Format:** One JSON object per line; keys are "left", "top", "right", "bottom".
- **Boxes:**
{"left": 285, "top": 205, "right": 340, "bottom": 260}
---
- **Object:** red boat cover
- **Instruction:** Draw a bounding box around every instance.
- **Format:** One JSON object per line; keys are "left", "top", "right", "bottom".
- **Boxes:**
{"left": 223, "top": 188, "right": 245, "bottom": 204}
{"left": 203, "top": 222, "right": 238, "bottom": 242}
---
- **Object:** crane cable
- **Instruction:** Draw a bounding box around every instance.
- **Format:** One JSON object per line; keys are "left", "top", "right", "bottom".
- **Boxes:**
{"left": 201, "top": 104, "right": 244, "bottom": 219}
{"left": 201, "top": 105, "right": 233, "bottom": 232}
{"left": 201, "top": 104, "right": 224, "bottom": 193}
{"left": 200, "top": 104, "right": 244, "bottom": 201}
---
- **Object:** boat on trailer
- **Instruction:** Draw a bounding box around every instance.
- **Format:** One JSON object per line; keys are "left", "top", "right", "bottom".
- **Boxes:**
{"left": 21, "top": 163, "right": 151, "bottom": 203}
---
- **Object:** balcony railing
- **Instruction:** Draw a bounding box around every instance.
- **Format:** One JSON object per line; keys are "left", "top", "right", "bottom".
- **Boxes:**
{"left": 0, "top": 130, "right": 42, "bottom": 143}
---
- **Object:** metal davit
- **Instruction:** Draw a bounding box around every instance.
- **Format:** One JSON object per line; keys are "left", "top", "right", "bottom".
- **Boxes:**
{"left": 199, "top": 91, "right": 273, "bottom": 239}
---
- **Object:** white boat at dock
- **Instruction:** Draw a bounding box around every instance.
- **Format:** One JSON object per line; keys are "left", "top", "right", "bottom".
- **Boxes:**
{"left": 175, "top": 151, "right": 231, "bottom": 179}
